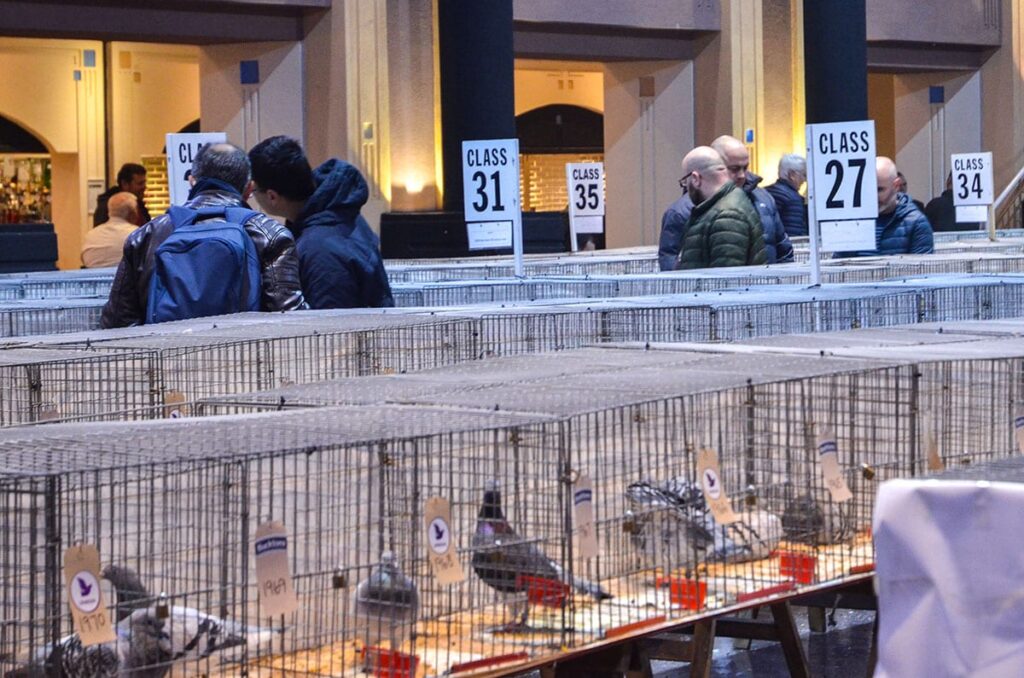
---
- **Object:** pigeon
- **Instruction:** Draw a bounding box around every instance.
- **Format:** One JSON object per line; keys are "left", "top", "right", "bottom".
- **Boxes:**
{"left": 6, "top": 606, "right": 173, "bottom": 678}
{"left": 351, "top": 551, "right": 419, "bottom": 650}
{"left": 101, "top": 565, "right": 150, "bottom": 623}
{"left": 781, "top": 493, "right": 855, "bottom": 545}
{"left": 625, "top": 477, "right": 782, "bottom": 571}
{"left": 471, "top": 479, "right": 611, "bottom": 626}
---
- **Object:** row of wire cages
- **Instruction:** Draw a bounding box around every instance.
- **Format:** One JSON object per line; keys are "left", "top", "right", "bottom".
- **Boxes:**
{"left": 10, "top": 314, "right": 481, "bottom": 425}
{"left": 6, "top": 340, "right": 1023, "bottom": 677}
{"left": 0, "top": 299, "right": 106, "bottom": 338}
{"left": 187, "top": 341, "right": 1024, "bottom": 673}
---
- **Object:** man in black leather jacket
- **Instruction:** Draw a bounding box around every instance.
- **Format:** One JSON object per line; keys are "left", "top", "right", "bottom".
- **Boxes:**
{"left": 100, "top": 143, "right": 305, "bottom": 328}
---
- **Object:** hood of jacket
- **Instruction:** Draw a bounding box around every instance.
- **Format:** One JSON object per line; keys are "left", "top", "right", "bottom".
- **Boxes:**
{"left": 298, "top": 159, "right": 369, "bottom": 234}
{"left": 742, "top": 171, "right": 764, "bottom": 195}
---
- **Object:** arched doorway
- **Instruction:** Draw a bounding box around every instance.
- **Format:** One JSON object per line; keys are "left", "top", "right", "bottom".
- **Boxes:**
{"left": 516, "top": 104, "right": 603, "bottom": 213}
{"left": 0, "top": 114, "right": 51, "bottom": 224}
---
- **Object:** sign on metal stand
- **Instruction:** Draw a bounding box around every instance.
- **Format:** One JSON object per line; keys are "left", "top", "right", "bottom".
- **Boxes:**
{"left": 461, "top": 139, "right": 524, "bottom": 276}
{"left": 166, "top": 132, "right": 228, "bottom": 206}
{"left": 951, "top": 152, "right": 994, "bottom": 239}
{"left": 565, "top": 162, "right": 605, "bottom": 253}
{"left": 805, "top": 120, "right": 879, "bottom": 285}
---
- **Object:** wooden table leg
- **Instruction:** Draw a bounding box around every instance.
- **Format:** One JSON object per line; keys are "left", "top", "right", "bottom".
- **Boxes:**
{"left": 688, "top": 618, "right": 717, "bottom": 678}
{"left": 770, "top": 601, "right": 810, "bottom": 678}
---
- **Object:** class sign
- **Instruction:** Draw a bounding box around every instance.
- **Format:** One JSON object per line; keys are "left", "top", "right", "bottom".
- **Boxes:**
{"left": 806, "top": 120, "right": 878, "bottom": 252}
{"left": 166, "top": 132, "right": 228, "bottom": 206}
{"left": 461, "top": 139, "right": 522, "bottom": 251}
{"left": 951, "top": 152, "right": 993, "bottom": 207}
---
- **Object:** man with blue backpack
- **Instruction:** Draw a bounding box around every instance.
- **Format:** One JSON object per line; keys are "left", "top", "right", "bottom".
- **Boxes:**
{"left": 100, "top": 143, "right": 305, "bottom": 328}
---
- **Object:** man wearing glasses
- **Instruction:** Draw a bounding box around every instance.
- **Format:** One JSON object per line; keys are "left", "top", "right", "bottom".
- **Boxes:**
{"left": 658, "top": 136, "right": 792, "bottom": 270}
{"left": 674, "top": 146, "right": 766, "bottom": 270}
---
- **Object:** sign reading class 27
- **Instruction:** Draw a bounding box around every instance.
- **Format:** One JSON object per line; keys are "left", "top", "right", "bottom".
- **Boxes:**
{"left": 807, "top": 120, "right": 878, "bottom": 252}
{"left": 166, "top": 132, "right": 228, "bottom": 206}
{"left": 461, "top": 139, "right": 521, "bottom": 251}
{"left": 951, "top": 152, "right": 993, "bottom": 206}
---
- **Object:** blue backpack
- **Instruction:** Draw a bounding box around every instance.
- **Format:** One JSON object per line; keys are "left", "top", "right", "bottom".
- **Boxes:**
{"left": 145, "top": 205, "right": 262, "bottom": 324}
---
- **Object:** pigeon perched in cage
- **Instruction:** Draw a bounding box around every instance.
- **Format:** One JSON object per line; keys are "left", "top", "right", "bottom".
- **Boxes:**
{"left": 101, "top": 564, "right": 151, "bottom": 623}
{"left": 471, "top": 479, "right": 611, "bottom": 626}
{"left": 6, "top": 606, "right": 173, "bottom": 678}
{"left": 781, "top": 492, "right": 855, "bottom": 545}
{"left": 624, "top": 477, "right": 782, "bottom": 570}
{"left": 351, "top": 551, "right": 419, "bottom": 650}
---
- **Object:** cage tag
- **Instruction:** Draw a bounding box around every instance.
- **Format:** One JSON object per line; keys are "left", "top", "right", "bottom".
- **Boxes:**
{"left": 925, "top": 428, "right": 945, "bottom": 472}
{"left": 164, "top": 391, "right": 187, "bottom": 419}
{"left": 424, "top": 496, "right": 464, "bottom": 585}
{"left": 1015, "top": 406, "right": 1024, "bottom": 455}
{"left": 697, "top": 447, "right": 738, "bottom": 524}
{"left": 64, "top": 544, "right": 116, "bottom": 646}
{"left": 574, "top": 473, "right": 600, "bottom": 559}
{"left": 818, "top": 435, "right": 853, "bottom": 503}
{"left": 254, "top": 521, "right": 299, "bottom": 617}
{"left": 38, "top": 404, "right": 60, "bottom": 422}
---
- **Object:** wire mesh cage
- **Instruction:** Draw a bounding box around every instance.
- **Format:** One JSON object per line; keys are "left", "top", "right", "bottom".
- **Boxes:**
{"left": 0, "top": 299, "right": 107, "bottom": 338}
{"left": 0, "top": 348, "right": 157, "bottom": 426}
{"left": 0, "top": 405, "right": 565, "bottom": 678}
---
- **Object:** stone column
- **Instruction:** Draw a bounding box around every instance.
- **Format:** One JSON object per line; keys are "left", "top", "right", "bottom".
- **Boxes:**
{"left": 437, "top": 0, "right": 515, "bottom": 212}
{"left": 803, "top": 0, "right": 867, "bottom": 123}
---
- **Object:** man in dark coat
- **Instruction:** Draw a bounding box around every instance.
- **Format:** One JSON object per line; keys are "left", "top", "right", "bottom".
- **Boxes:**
{"left": 93, "top": 163, "right": 151, "bottom": 227}
{"left": 658, "top": 137, "right": 792, "bottom": 269}
{"left": 249, "top": 136, "right": 393, "bottom": 309}
{"left": 835, "top": 156, "right": 934, "bottom": 258}
{"left": 765, "top": 154, "right": 809, "bottom": 237}
{"left": 677, "top": 146, "right": 766, "bottom": 270}
{"left": 925, "top": 173, "right": 983, "bottom": 232}
{"left": 100, "top": 143, "right": 305, "bottom": 328}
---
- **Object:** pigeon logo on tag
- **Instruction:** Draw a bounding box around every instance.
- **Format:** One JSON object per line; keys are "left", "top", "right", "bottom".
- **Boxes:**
{"left": 702, "top": 469, "right": 722, "bottom": 500}
{"left": 70, "top": 571, "right": 101, "bottom": 613}
{"left": 818, "top": 440, "right": 839, "bottom": 456}
{"left": 1014, "top": 415, "right": 1024, "bottom": 431}
{"left": 574, "top": 489, "right": 593, "bottom": 506}
{"left": 428, "top": 517, "right": 451, "bottom": 555}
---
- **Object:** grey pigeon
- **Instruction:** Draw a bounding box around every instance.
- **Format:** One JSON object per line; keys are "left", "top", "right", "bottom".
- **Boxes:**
{"left": 471, "top": 480, "right": 611, "bottom": 626}
{"left": 781, "top": 492, "right": 855, "bottom": 545}
{"left": 7, "top": 606, "right": 173, "bottom": 678}
{"left": 625, "top": 477, "right": 782, "bottom": 571}
{"left": 351, "top": 551, "right": 419, "bottom": 650}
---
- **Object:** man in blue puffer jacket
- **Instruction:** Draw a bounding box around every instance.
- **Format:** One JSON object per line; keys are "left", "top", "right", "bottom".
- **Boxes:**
{"left": 834, "top": 156, "right": 934, "bottom": 258}
{"left": 249, "top": 136, "right": 394, "bottom": 309}
{"left": 658, "top": 136, "right": 794, "bottom": 269}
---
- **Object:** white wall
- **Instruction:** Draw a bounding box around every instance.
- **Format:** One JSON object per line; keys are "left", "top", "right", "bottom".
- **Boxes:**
{"left": 109, "top": 43, "right": 200, "bottom": 182}
{"left": 894, "top": 71, "right": 982, "bottom": 202}
{"left": 0, "top": 38, "right": 105, "bottom": 270}
{"left": 604, "top": 60, "right": 694, "bottom": 248}
{"left": 199, "top": 41, "right": 304, "bottom": 152}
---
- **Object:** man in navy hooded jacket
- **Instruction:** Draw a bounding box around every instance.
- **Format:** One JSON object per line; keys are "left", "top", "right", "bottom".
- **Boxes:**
{"left": 249, "top": 136, "right": 394, "bottom": 309}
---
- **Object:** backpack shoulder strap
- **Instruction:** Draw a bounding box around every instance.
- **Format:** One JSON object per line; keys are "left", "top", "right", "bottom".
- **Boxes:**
{"left": 223, "top": 207, "right": 260, "bottom": 226}
{"left": 167, "top": 205, "right": 234, "bottom": 230}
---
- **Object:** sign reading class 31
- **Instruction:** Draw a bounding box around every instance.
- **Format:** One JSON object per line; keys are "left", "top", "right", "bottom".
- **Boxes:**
{"left": 807, "top": 120, "right": 879, "bottom": 253}
{"left": 461, "top": 139, "right": 522, "bottom": 258}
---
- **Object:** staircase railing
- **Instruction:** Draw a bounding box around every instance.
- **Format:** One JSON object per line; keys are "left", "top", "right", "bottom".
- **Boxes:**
{"left": 993, "top": 161, "right": 1024, "bottom": 234}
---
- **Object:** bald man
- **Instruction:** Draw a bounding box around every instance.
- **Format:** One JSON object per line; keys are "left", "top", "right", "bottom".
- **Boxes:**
{"left": 658, "top": 136, "right": 792, "bottom": 270}
{"left": 835, "top": 156, "right": 934, "bottom": 258}
{"left": 82, "top": 191, "right": 138, "bottom": 268}
{"left": 675, "top": 146, "right": 766, "bottom": 270}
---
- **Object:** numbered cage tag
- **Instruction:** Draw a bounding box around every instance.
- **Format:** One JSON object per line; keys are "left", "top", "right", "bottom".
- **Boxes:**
{"left": 573, "top": 473, "right": 600, "bottom": 559}
{"left": 424, "top": 496, "right": 465, "bottom": 585}
{"left": 697, "top": 448, "right": 739, "bottom": 525}
{"left": 255, "top": 521, "right": 300, "bottom": 617}
{"left": 817, "top": 435, "right": 853, "bottom": 503}
{"left": 64, "top": 544, "right": 116, "bottom": 646}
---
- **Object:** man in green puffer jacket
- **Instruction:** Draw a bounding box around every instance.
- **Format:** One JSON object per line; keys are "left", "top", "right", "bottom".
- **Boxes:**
{"left": 676, "top": 146, "right": 767, "bottom": 270}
